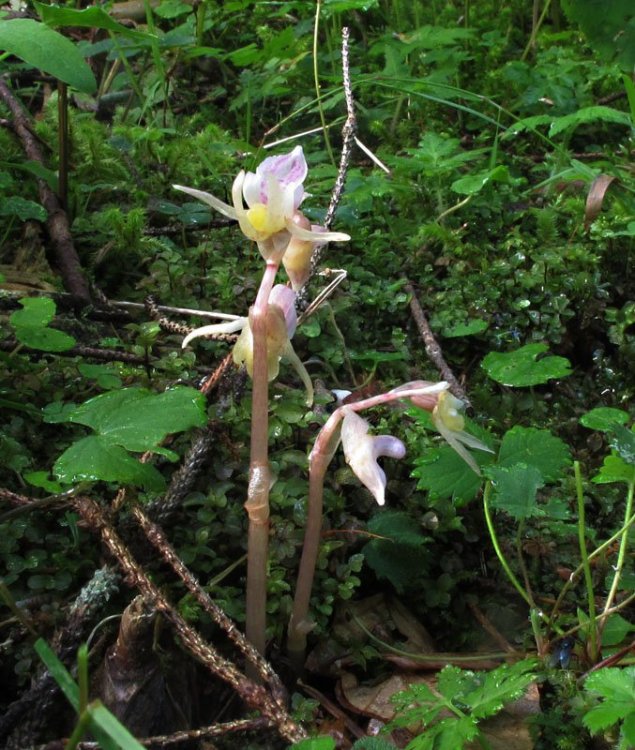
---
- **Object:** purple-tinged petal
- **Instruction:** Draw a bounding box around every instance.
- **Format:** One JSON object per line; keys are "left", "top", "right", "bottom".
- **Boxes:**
{"left": 269, "top": 284, "right": 297, "bottom": 338}
{"left": 389, "top": 380, "right": 444, "bottom": 411}
{"left": 258, "top": 146, "right": 307, "bottom": 191}
{"left": 242, "top": 146, "right": 308, "bottom": 209}
{"left": 341, "top": 410, "right": 406, "bottom": 506}
{"left": 372, "top": 435, "right": 407, "bottom": 461}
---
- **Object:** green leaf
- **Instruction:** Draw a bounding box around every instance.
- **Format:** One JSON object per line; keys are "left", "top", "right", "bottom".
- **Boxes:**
{"left": 15, "top": 326, "right": 76, "bottom": 352}
{"left": 592, "top": 454, "right": 635, "bottom": 485}
{"left": 561, "top": 0, "right": 635, "bottom": 71}
{"left": 429, "top": 715, "right": 479, "bottom": 750}
{"left": 583, "top": 702, "right": 633, "bottom": 734}
{"left": 66, "top": 387, "right": 206, "bottom": 452}
{"left": 585, "top": 666, "right": 635, "bottom": 703}
{"left": 481, "top": 343, "right": 572, "bottom": 387}
{"left": 10, "top": 297, "right": 55, "bottom": 329}
{"left": 10, "top": 298, "right": 76, "bottom": 352}
{"left": 24, "top": 471, "right": 68, "bottom": 493}
{"left": 580, "top": 408, "right": 630, "bottom": 432}
{"left": 487, "top": 464, "right": 544, "bottom": 520}
{"left": 497, "top": 426, "right": 571, "bottom": 482}
{"left": 77, "top": 363, "right": 122, "bottom": 390}
{"left": 602, "top": 614, "right": 634, "bottom": 648}
{"left": 34, "top": 2, "right": 153, "bottom": 43}
{"left": 583, "top": 667, "right": 635, "bottom": 740}
{"left": 0, "top": 19, "right": 96, "bottom": 93}
{"left": 43, "top": 400, "right": 79, "bottom": 424}
{"left": 412, "top": 445, "right": 485, "bottom": 505}
{"left": 623, "top": 711, "right": 635, "bottom": 745}
{"left": 53, "top": 436, "right": 166, "bottom": 491}
{"left": 451, "top": 165, "right": 509, "bottom": 195}
{"left": 351, "top": 738, "right": 397, "bottom": 750}
{"left": 548, "top": 107, "right": 632, "bottom": 137}
{"left": 0, "top": 159, "right": 59, "bottom": 191}
{"left": 442, "top": 319, "right": 489, "bottom": 338}
{"left": 363, "top": 511, "right": 430, "bottom": 593}
{"left": 610, "top": 426, "right": 635, "bottom": 466}
{"left": 0, "top": 196, "right": 47, "bottom": 222}
{"left": 88, "top": 702, "right": 147, "bottom": 750}
{"left": 465, "top": 659, "right": 538, "bottom": 719}
{"left": 290, "top": 738, "right": 336, "bottom": 750}
{"left": 367, "top": 511, "right": 430, "bottom": 548}
{"left": 34, "top": 638, "right": 79, "bottom": 710}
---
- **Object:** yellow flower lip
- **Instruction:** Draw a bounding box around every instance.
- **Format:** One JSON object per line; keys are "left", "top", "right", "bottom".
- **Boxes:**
{"left": 173, "top": 146, "right": 350, "bottom": 259}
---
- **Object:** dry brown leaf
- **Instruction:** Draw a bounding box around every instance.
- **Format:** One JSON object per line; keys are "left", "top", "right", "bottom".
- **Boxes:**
{"left": 585, "top": 174, "right": 617, "bottom": 229}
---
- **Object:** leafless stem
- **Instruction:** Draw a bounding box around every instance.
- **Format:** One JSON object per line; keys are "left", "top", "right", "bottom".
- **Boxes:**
{"left": 404, "top": 280, "right": 469, "bottom": 406}
{"left": 312, "top": 27, "right": 356, "bottom": 271}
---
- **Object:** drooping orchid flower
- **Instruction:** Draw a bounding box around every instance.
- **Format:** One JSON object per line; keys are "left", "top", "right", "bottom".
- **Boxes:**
{"left": 340, "top": 409, "right": 406, "bottom": 505}
{"left": 431, "top": 390, "right": 492, "bottom": 474}
{"left": 390, "top": 381, "right": 492, "bottom": 474}
{"left": 182, "top": 285, "right": 313, "bottom": 404}
{"left": 173, "top": 146, "right": 349, "bottom": 262}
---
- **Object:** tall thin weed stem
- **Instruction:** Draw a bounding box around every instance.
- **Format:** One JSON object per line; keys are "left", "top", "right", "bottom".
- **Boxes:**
{"left": 575, "top": 461, "right": 598, "bottom": 661}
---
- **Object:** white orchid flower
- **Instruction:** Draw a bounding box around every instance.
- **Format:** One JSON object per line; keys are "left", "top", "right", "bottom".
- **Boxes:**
{"left": 173, "top": 146, "right": 349, "bottom": 261}
{"left": 340, "top": 409, "right": 406, "bottom": 506}
{"left": 182, "top": 285, "right": 313, "bottom": 405}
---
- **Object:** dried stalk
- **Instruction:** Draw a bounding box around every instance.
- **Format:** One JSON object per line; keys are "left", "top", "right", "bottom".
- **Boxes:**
{"left": 74, "top": 496, "right": 305, "bottom": 744}
{"left": 404, "top": 280, "right": 469, "bottom": 405}
{"left": 0, "top": 78, "right": 91, "bottom": 301}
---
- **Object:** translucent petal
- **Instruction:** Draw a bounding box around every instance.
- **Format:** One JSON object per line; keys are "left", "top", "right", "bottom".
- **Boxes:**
{"left": 341, "top": 410, "right": 406, "bottom": 506}
{"left": 242, "top": 146, "right": 307, "bottom": 209}
{"left": 172, "top": 185, "right": 237, "bottom": 220}
{"left": 434, "top": 417, "right": 482, "bottom": 475}
{"left": 269, "top": 284, "right": 297, "bottom": 337}
{"left": 282, "top": 340, "right": 314, "bottom": 406}
{"left": 182, "top": 318, "right": 247, "bottom": 348}
{"left": 287, "top": 220, "right": 350, "bottom": 243}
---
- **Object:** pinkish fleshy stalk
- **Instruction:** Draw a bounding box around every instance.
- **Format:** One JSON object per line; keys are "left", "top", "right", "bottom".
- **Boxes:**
{"left": 287, "top": 381, "right": 450, "bottom": 668}
{"left": 244, "top": 259, "right": 278, "bottom": 658}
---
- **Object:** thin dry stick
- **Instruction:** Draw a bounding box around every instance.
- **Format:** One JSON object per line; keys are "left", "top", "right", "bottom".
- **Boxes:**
{"left": 311, "top": 26, "right": 356, "bottom": 271}
{"left": 0, "top": 78, "right": 91, "bottom": 301}
{"left": 74, "top": 496, "right": 305, "bottom": 744}
{"left": 129, "top": 503, "right": 287, "bottom": 701}
{"left": 78, "top": 717, "right": 273, "bottom": 749}
{"left": 404, "top": 280, "right": 469, "bottom": 405}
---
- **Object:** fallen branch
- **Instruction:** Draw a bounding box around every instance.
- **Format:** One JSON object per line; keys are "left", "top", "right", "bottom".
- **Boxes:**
{"left": 74, "top": 495, "right": 306, "bottom": 744}
{"left": 0, "top": 77, "right": 91, "bottom": 302}
{"left": 404, "top": 280, "right": 469, "bottom": 405}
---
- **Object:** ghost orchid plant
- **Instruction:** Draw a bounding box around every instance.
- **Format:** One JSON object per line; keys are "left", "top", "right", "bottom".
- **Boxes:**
{"left": 174, "top": 146, "right": 348, "bottom": 263}
{"left": 176, "top": 147, "right": 348, "bottom": 660}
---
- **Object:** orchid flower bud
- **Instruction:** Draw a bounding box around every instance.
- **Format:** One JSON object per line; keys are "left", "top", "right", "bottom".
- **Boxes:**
{"left": 173, "top": 146, "right": 349, "bottom": 262}
{"left": 340, "top": 409, "right": 406, "bottom": 506}
{"left": 283, "top": 214, "right": 327, "bottom": 291}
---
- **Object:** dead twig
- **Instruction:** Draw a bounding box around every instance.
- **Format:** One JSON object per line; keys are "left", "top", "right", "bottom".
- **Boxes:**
{"left": 73, "top": 496, "right": 306, "bottom": 744}
{"left": 0, "top": 78, "right": 91, "bottom": 302}
{"left": 310, "top": 27, "right": 356, "bottom": 274}
{"left": 78, "top": 716, "right": 273, "bottom": 749}
{"left": 404, "top": 280, "right": 469, "bottom": 406}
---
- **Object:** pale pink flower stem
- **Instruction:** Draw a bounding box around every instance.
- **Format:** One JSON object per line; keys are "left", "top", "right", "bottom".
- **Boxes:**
{"left": 287, "top": 383, "right": 446, "bottom": 669}
{"left": 245, "top": 260, "right": 279, "bottom": 661}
